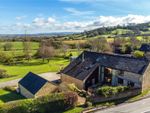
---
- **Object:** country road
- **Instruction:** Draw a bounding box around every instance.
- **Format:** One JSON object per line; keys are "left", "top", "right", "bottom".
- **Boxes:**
{"left": 0, "top": 72, "right": 60, "bottom": 88}
{"left": 95, "top": 97, "right": 150, "bottom": 113}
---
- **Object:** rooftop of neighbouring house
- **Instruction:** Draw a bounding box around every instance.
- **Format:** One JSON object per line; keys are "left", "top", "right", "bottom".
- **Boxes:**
{"left": 61, "top": 51, "right": 149, "bottom": 81}
{"left": 139, "top": 43, "right": 150, "bottom": 52}
{"left": 19, "top": 72, "right": 48, "bottom": 95}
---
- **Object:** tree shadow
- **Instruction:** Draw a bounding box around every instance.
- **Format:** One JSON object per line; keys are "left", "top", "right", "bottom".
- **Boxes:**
{"left": 0, "top": 91, "right": 25, "bottom": 103}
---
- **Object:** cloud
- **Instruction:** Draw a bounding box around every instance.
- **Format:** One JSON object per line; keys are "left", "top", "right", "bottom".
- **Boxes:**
{"left": 2, "top": 14, "right": 150, "bottom": 34}
{"left": 31, "top": 14, "right": 150, "bottom": 32}
{"left": 90, "top": 14, "right": 150, "bottom": 27}
{"left": 16, "top": 16, "right": 27, "bottom": 20}
{"left": 65, "top": 8, "right": 94, "bottom": 16}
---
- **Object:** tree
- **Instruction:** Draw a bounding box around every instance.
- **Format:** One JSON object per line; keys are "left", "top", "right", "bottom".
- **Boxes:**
{"left": 0, "top": 52, "right": 14, "bottom": 65}
{"left": 142, "top": 36, "right": 150, "bottom": 43}
{"left": 61, "top": 44, "right": 69, "bottom": 57}
{"left": 76, "top": 42, "right": 81, "bottom": 56}
{"left": 23, "top": 38, "right": 32, "bottom": 61}
{"left": 3, "top": 42, "right": 13, "bottom": 51}
{"left": 130, "top": 37, "right": 141, "bottom": 50}
{"left": 88, "top": 38, "right": 112, "bottom": 53}
{"left": 37, "top": 40, "right": 55, "bottom": 62}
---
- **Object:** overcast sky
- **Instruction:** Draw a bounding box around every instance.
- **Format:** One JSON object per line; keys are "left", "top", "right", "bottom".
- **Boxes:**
{"left": 1, "top": 0, "right": 150, "bottom": 34}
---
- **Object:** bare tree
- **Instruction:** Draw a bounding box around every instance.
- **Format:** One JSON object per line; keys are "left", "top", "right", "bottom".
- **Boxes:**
{"left": 76, "top": 42, "right": 81, "bottom": 56}
{"left": 130, "top": 37, "right": 141, "bottom": 50}
{"left": 61, "top": 44, "right": 69, "bottom": 57}
{"left": 38, "top": 40, "right": 55, "bottom": 62}
{"left": 23, "top": 38, "right": 32, "bottom": 62}
{"left": 88, "top": 38, "right": 112, "bottom": 53}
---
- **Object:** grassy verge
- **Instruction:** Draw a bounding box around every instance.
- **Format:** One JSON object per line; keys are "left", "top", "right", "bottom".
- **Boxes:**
{"left": 63, "top": 107, "right": 84, "bottom": 113}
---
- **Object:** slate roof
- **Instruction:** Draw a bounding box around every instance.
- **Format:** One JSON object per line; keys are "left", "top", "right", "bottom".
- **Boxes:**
{"left": 61, "top": 51, "right": 149, "bottom": 81}
{"left": 139, "top": 44, "right": 150, "bottom": 52}
{"left": 19, "top": 72, "right": 47, "bottom": 95}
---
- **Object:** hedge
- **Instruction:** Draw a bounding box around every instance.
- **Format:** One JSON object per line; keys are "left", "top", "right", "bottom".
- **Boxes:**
{"left": 0, "top": 92, "right": 78, "bottom": 113}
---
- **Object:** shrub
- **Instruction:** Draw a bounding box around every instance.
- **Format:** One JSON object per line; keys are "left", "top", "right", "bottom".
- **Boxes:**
{"left": 133, "top": 50, "right": 144, "bottom": 58}
{"left": 0, "top": 52, "right": 14, "bottom": 65}
{"left": 96, "top": 86, "right": 128, "bottom": 97}
{"left": 3, "top": 42, "right": 13, "bottom": 51}
{"left": 0, "top": 69, "right": 10, "bottom": 78}
{"left": 0, "top": 92, "right": 78, "bottom": 113}
{"left": 3, "top": 86, "right": 16, "bottom": 92}
{"left": 84, "top": 101, "right": 92, "bottom": 108}
{"left": 68, "top": 84, "right": 81, "bottom": 93}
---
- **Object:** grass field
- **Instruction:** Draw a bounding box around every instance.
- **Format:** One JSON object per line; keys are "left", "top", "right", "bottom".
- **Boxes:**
{"left": 63, "top": 40, "right": 87, "bottom": 45}
{"left": 0, "top": 89, "right": 24, "bottom": 104}
{"left": 0, "top": 41, "right": 81, "bottom": 82}
{"left": 0, "top": 41, "right": 39, "bottom": 50}
{"left": 0, "top": 58, "right": 69, "bottom": 82}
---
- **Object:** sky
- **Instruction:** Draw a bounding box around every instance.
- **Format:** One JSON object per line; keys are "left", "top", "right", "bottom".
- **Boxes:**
{"left": 1, "top": 0, "right": 150, "bottom": 34}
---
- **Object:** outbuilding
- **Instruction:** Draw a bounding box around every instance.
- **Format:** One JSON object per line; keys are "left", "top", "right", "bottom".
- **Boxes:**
{"left": 18, "top": 72, "right": 58, "bottom": 98}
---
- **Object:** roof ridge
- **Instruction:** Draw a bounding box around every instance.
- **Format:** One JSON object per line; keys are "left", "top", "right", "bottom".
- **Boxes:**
{"left": 28, "top": 72, "right": 48, "bottom": 82}
{"left": 83, "top": 50, "right": 147, "bottom": 61}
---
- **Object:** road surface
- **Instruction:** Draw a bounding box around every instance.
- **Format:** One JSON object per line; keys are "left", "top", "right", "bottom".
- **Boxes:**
{"left": 95, "top": 97, "right": 150, "bottom": 113}
{"left": 0, "top": 72, "right": 60, "bottom": 88}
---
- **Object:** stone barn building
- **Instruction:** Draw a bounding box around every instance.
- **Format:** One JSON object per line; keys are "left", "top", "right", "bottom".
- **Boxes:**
{"left": 60, "top": 51, "right": 150, "bottom": 92}
{"left": 18, "top": 72, "right": 58, "bottom": 98}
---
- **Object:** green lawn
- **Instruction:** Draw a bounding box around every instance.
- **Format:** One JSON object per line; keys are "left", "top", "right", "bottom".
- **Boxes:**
{"left": 0, "top": 58, "right": 69, "bottom": 82}
{"left": 0, "top": 41, "right": 39, "bottom": 57}
{"left": 0, "top": 89, "right": 24, "bottom": 104}
{"left": 0, "top": 41, "right": 39, "bottom": 50}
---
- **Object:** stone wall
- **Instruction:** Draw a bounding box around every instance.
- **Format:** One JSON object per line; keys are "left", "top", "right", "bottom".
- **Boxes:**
{"left": 114, "top": 69, "right": 141, "bottom": 83}
{"left": 19, "top": 84, "right": 34, "bottom": 98}
{"left": 142, "top": 64, "right": 150, "bottom": 91}
{"left": 124, "top": 71, "right": 141, "bottom": 83}
{"left": 61, "top": 74, "right": 84, "bottom": 89}
{"left": 35, "top": 82, "right": 58, "bottom": 97}
{"left": 91, "top": 89, "right": 141, "bottom": 103}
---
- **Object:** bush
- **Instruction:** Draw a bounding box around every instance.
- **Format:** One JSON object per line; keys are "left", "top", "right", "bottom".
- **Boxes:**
{"left": 0, "top": 52, "right": 14, "bottom": 65}
{"left": 68, "top": 84, "right": 81, "bottom": 93}
{"left": 67, "top": 84, "right": 87, "bottom": 97}
{"left": 133, "top": 50, "right": 144, "bottom": 58}
{"left": 0, "top": 69, "right": 10, "bottom": 78}
{"left": 96, "top": 86, "right": 128, "bottom": 97}
{"left": 84, "top": 101, "right": 92, "bottom": 108}
{"left": 0, "top": 92, "right": 78, "bottom": 113}
{"left": 3, "top": 86, "right": 16, "bottom": 92}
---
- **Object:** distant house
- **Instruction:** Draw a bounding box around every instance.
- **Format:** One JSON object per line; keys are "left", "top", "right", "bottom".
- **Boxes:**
{"left": 60, "top": 51, "right": 150, "bottom": 92}
{"left": 18, "top": 72, "right": 58, "bottom": 98}
{"left": 139, "top": 43, "right": 150, "bottom": 53}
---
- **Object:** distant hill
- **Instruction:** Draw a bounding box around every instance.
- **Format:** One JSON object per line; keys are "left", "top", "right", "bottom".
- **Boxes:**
{"left": 82, "top": 22, "right": 150, "bottom": 38}
{"left": 0, "top": 32, "right": 79, "bottom": 39}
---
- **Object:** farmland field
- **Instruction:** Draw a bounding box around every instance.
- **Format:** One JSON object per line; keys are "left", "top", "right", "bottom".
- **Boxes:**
{"left": 0, "top": 41, "right": 75, "bottom": 82}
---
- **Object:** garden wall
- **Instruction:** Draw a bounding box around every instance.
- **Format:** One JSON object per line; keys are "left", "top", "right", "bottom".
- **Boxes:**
{"left": 61, "top": 74, "right": 84, "bottom": 89}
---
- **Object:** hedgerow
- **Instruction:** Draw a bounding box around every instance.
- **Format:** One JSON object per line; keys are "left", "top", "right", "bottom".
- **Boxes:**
{"left": 0, "top": 92, "right": 78, "bottom": 113}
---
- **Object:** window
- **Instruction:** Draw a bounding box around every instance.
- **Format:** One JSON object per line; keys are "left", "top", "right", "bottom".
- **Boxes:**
{"left": 127, "top": 81, "right": 135, "bottom": 87}
{"left": 118, "top": 78, "right": 123, "bottom": 84}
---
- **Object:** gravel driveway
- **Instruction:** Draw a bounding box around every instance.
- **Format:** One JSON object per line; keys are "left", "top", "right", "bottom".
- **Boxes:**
{"left": 0, "top": 72, "right": 60, "bottom": 88}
